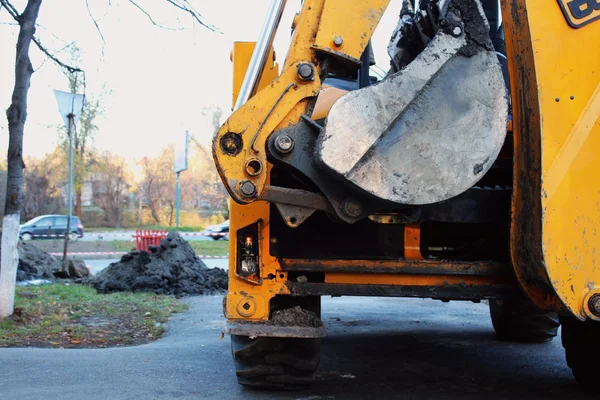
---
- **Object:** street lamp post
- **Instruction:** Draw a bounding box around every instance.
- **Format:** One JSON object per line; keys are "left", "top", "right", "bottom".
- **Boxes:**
{"left": 61, "top": 113, "right": 74, "bottom": 273}
{"left": 54, "top": 90, "right": 84, "bottom": 275}
{"left": 174, "top": 131, "right": 189, "bottom": 228}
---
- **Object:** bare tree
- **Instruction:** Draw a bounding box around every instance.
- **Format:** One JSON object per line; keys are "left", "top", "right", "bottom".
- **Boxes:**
{"left": 0, "top": 0, "right": 44, "bottom": 318}
{"left": 139, "top": 146, "right": 176, "bottom": 225}
{"left": 184, "top": 107, "right": 228, "bottom": 212}
{"left": 92, "top": 151, "right": 130, "bottom": 228}
{"left": 0, "top": 161, "right": 7, "bottom": 222}
{"left": 0, "top": 0, "right": 215, "bottom": 318}
{"left": 22, "top": 155, "right": 64, "bottom": 221}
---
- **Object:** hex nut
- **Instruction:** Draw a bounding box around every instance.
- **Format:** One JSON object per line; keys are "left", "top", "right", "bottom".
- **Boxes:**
{"left": 297, "top": 63, "right": 314, "bottom": 81}
{"left": 274, "top": 134, "right": 294, "bottom": 153}
{"left": 333, "top": 35, "right": 343, "bottom": 47}
{"left": 240, "top": 180, "right": 257, "bottom": 198}
{"left": 341, "top": 198, "right": 362, "bottom": 218}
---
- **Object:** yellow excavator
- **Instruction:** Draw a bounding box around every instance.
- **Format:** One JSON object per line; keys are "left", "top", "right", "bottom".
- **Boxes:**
{"left": 213, "top": 0, "right": 600, "bottom": 390}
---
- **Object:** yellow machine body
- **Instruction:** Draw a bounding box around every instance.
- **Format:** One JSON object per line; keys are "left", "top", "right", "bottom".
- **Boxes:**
{"left": 220, "top": 0, "right": 600, "bottom": 323}
{"left": 504, "top": 0, "right": 600, "bottom": 320}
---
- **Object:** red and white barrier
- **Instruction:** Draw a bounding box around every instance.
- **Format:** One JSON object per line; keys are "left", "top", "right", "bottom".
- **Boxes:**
{"left": 196, "top": 255, "right": 229, "bottom": 259}
{"left": 49, "top": 252, "right": 126, "bottom": 256}
{"left": 27, "top": 231, "right": 227, "bottom": 238}
{"left": 49, "top": 252, "right": 229, "bottom": 259}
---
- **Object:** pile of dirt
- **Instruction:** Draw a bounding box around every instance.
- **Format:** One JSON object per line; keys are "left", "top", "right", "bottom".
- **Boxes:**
{"left": 17, "top": 242, "right": 60, "bottom": 281}
{"left": 90, "top": 232, "right": 228, "bottom": 296}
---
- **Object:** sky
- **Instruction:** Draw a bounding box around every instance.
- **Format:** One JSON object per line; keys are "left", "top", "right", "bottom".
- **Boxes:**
{"left": 0, "top": 0, "right": 402, "bottom": 162}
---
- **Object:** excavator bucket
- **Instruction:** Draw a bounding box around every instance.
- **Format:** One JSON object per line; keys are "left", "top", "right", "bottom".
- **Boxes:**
{"left": 318, "top": 0, "right": 509, "bottom": 205}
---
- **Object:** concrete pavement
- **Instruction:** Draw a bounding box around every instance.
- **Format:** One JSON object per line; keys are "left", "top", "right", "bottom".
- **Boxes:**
{"left": 0, "top": 296, "right": 594, "bottom": 400}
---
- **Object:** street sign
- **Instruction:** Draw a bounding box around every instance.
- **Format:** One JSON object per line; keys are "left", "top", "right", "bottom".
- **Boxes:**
{"left": 54, "top": 90, "right": 85, "bottom": 129}
{"left": 174, "top": 131, "right": 189, "bottom": 173}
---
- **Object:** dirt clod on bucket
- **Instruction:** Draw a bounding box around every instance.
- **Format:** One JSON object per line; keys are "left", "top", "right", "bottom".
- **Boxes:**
{"left": 271, "top": 306, "right": 322, "bottom": 328}
{"left": 90, "top": 232, "right": 227, "bottom": 296}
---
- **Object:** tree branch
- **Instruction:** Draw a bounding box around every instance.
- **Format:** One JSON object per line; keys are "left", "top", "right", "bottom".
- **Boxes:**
{"left": 1, "top": 0, "right": 83, "bottom": 74}
{"left": 128, "top": 0, "right": 183, "bottom": 30}
{"left": 85, "top": 0, "right": 106, "bottom": 44}
{"left": 34, "top": 40, "right": 76, "bottom": 72}
{"left": 165, "top": 0, "right": 217, "bottom": 32}
{"left": 187, "top": 133, "right": 211, "bottom": 158}
{"left": 32, "top": 36, "right": 83, "bottom": 73}
{"left": 0, "top": 0, "right": 19, "bottom": 20}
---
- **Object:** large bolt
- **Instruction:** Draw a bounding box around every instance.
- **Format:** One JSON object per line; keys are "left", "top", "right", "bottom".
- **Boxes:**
{"left": 220, "top": 132, "right": 242, "bottom": 156}
{"left": 240, "top": 180, "right": 257, "bottom": 198}
{"left": 589, "top": 294, "right": 600, "bottom": 317}
{"left": 274, "top": 134, "right": 294, "bottom": 154}
{"left": 333, "top": 35, "right": 343, "bottom": 47}
{"left": 297, "top": 63, "right": 314, "bottom": 81}
{"left": 341, "top": 198, "right": 362, "bottom": 218}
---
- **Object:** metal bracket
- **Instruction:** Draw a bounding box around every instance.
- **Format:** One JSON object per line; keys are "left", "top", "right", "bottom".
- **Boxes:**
{"left": 267, "top": 118, "right": 396, "bottom": 224}
{"left": 213, "top": 0, "right": 388, "bottom": 206}
{"left": 274, "top": 204, "right": 317, "bottom": 228}
{"left": 261, "top": 185, "right": 329, "bottom": 211}
{"left": 259, "top": 185, "right": 330, "bottom": 228}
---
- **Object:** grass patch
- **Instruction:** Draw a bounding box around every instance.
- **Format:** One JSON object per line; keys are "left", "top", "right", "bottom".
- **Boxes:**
{"left": 110, "top": 240, "right": 136, "bottom": 253}
{"left": 32, "top": 239, "right": 118, "bottom": 253}
{"left": 85, "top": 226, "right": 204, "bottom": 232}
{"left": 0, "top": 284, "right": 188, "bottom": 348}
{"left": 110, "top": 239, "right": 229, "bottom": 256}
{"left": 188, "top": 240, "right": 230, "bottom": 256}
{"left": 27, "top": 239, "right": 229, "bottom": 256}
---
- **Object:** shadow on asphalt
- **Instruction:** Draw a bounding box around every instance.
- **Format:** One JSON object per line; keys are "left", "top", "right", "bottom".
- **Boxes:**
{"left": 241, "top": 328, "right": 593, "bottom": 399}
{"left": 2, "top": 296, "right": 596, "bottom": 399}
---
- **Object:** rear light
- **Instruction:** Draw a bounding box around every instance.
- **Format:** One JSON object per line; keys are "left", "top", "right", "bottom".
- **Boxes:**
{"left": 239, "top": 238, "right": 257, "bottom": 275}
{"left": 236, "top": 220, "right": 261, "bottom": 284}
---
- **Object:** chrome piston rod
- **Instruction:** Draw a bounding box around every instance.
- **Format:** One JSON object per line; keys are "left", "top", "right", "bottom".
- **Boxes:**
{"left": 233, "top": 0, "right": 287, "bottom": 111}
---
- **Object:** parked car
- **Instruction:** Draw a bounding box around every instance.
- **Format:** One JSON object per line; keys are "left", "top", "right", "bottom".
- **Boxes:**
{"left": 19, "top": 215, "right": 84, "bottom": 241}
{"left": 201, "top": 220, "right": 229, "bottom": 240}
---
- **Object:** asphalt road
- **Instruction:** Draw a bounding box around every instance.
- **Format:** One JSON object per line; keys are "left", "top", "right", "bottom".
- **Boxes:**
{"left": 0, "top": 296, "right": 595, "bottom": 400}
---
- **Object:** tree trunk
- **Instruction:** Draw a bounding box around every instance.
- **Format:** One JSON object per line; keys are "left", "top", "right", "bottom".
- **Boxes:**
{"left": 138, "top": 195, "right": 142, "bottom": 225}
{"left": 149, "top": 201, "right": 161, "bottom": 225}
{"left": 1, "top": 0, "right": 43, "bottom": 319}
{"left": 167, "top": 201, "right": 174, "bottom": 227}
{"left": 75, "top": 188, "right": 82, "bottom": 217}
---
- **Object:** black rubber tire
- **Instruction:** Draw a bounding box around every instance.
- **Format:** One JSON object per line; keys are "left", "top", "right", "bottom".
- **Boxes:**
{"left": 231, "top": 335, "right": 320, "bottom": 390}
{"left": 489, "top": 299, "right": 560, "bottom": 342}
{"left": 561, "top": 317, "right": 600, "bottom": 392}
